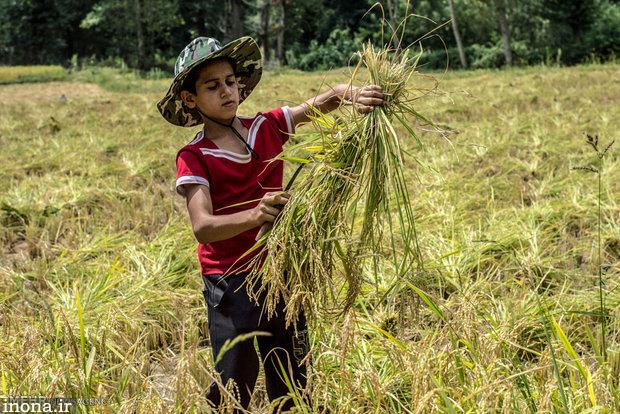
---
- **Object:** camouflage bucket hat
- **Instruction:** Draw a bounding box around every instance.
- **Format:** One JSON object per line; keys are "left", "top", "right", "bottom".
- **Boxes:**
{"left": 157, "top": 36, "right": 262, "bottom": 127}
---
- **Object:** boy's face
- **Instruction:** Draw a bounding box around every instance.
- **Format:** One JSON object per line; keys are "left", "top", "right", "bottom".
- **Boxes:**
{"left": 180, "top": 59, "right": 240, "bottom": 122}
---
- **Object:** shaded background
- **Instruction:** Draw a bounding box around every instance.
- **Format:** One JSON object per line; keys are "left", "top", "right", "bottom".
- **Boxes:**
{"left": 1, "top": 0, "right": 619, "bottom": 72}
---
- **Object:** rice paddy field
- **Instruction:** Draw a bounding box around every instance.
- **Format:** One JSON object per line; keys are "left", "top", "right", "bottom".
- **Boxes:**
{"left": 0, "top": 63, "right": 619, "bottom": 413}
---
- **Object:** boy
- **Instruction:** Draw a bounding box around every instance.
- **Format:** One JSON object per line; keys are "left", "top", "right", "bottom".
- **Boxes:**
{"left": 157, "top": 36, "right": 384, "bottom": 413}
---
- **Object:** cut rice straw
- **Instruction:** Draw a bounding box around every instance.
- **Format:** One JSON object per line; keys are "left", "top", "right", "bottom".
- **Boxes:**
{"left": 242, "top": 38, "right": 445, "bottom": 328}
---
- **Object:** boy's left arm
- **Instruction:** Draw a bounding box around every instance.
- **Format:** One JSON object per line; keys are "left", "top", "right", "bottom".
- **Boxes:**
{"left": 288, "top": 84, "right": 385, "bottom": 127}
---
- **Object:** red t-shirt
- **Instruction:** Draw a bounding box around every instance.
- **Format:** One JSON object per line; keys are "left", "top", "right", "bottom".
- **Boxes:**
{"left": 175, "top": 106, "right": 295, "bottom": 276}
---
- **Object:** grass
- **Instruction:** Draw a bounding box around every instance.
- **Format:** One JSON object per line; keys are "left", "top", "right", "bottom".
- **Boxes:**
{"left": 572, "top": 133, "right": 616, "bottom": 362}
{"left": 0, "top": 65, "right": 68, "bottom": 84}
{"left": 0, "top": 62, "right": 618, "bottom": 413}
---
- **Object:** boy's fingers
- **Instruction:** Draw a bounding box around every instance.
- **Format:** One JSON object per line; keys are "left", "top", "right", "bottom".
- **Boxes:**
{"left": 357, "top": 97, "right": 384, "bottom": 106}
{"left": 263, "top": 194, "right": 289, "bottom": 207}
{"left": 274, "top": 195, "right": 289, "bottom": 205}
{"left": 263, "top": 191, "right": 288, "bottom": 204}
{"left": 361, "top": 90, "right": 384, "bottom": 99}
{"left": 266, "top": 191, "right": 290, "bottom": 198}
{"left": 262, "top": 213, "right": 277, "bottom": 223}
{"left": 364, "top": 85, "right": 383, "bottom": 92}
{"left": 261, "top": 205, "right": 281, "bottom": 216}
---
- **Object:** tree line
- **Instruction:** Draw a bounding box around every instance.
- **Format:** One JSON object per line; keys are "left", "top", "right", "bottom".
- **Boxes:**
{"left": 0, "top": 0, "right": 618, "bottom": 72}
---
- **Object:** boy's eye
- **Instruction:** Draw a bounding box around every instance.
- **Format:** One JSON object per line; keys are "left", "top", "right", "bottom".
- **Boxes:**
{"left": 226, "top": 80, "right": 236, "bottom": 86}
{"left": 207, "top": 84, "right": 218, "bottom": 90}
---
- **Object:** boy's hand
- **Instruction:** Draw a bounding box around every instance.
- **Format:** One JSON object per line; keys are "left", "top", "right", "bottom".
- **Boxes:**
{"left": 342, "top": 84, "right": 385, "bottom": 114}
{"left": 290, "top": 84, "right": 385, "bottom": 127}
{"left": 252, "top": 191, "right": 290, "bottom": 226}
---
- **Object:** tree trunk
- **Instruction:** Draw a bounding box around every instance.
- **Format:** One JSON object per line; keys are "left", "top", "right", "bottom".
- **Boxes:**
{"left": 225, "top": 0, "right": 244, "bottom": 42}
{"left": 494, "top": 0, "right": 513, "bottom": 66}
{"left": 134, "top": 0, "right": 145, "bottom": 70}
{"left": 276, "top": 0, "right": 287, "bottom": 66}
{"left": 448, "top": 0, "right": 467, "bottom": 68}
{"left": 261, "top": 0, "right": 271, "bottom": 64}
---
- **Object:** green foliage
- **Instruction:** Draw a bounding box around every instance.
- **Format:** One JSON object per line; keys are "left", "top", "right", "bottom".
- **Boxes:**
{"left": 468, "top": 42, "right": 507, "bottom": 69}
{"left": 289, "top": 28, "right": 361, "bottom": 71}
{"left": 418, "top": 47, "right": 458, "bottom": 70}
{"left": 79, "top": 0, "right": 182, "bottom": 70}
{"left": 0, "top": 0, "right": 619, "bottom": 71}
{"left": 585, "top": 1, "right": 620, "bottom": 60}
{"left": 419, "top": 40, "right": 533, "bottom": 70}
{"left": 0, "top": 0, "right": 94, "bottom": 65}
{"left": 537, "top": 0, "right": 602, "bottom": 64}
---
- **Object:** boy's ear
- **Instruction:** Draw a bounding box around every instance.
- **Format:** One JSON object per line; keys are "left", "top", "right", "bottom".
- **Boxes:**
{"left": 180, "top": 90, "right": 196, "bottom": 108}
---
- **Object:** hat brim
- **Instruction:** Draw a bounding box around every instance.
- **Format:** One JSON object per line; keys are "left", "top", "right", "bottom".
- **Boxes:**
{"left": 157, "top": 37, "right": 262, "bottom": 127}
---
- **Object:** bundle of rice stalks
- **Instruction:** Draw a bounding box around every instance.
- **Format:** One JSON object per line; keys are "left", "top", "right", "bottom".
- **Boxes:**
{"left": 244, "top": 42, "right": 441, "bottom": 326}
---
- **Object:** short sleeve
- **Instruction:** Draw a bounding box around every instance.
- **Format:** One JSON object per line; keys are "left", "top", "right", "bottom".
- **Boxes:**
{"left": 175, "top": 149, "right": 210, "bottom": 197}
{"left": 262, "top": 106, "right": 295, "bottom": 144}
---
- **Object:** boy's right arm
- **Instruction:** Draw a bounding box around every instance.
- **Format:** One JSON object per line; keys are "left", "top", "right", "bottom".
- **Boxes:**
{"left": 183, "top": 184, "right": 289, "bottom": 244}
{"left": 287, "top": 84, "right": 384, "bottom": 127}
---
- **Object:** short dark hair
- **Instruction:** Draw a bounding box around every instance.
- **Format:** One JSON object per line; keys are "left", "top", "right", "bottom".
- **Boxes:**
{"left": 180, "top": 57, "right": 237, "bottom": 95}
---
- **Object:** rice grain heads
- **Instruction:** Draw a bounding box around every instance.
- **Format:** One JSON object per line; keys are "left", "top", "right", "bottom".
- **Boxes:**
{"left": 245, "top": 42, "right": 443, "bottom": 327}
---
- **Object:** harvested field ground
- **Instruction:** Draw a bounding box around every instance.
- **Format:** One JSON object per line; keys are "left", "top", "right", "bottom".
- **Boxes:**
{"left": 0, "top": 63, "right": 619, "bottom": 413}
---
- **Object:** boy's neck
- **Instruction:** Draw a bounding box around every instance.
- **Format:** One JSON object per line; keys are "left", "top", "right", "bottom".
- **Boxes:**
{"left": 202, "top": 115, "right": 242, "bottom": 139}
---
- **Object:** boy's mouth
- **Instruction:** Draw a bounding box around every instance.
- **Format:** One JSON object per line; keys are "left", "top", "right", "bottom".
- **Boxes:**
{"left": 222, "top": 100, "right": 235, "bottom": 107}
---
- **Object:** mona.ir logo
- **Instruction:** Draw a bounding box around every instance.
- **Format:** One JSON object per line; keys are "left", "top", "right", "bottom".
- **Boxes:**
{"left": 1, "top": 397, "right": 72, "bottom": 413}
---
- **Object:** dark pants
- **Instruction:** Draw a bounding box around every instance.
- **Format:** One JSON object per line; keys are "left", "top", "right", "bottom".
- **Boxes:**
{"left": 202, "top": 273, "right": 310, "bottom": 413}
